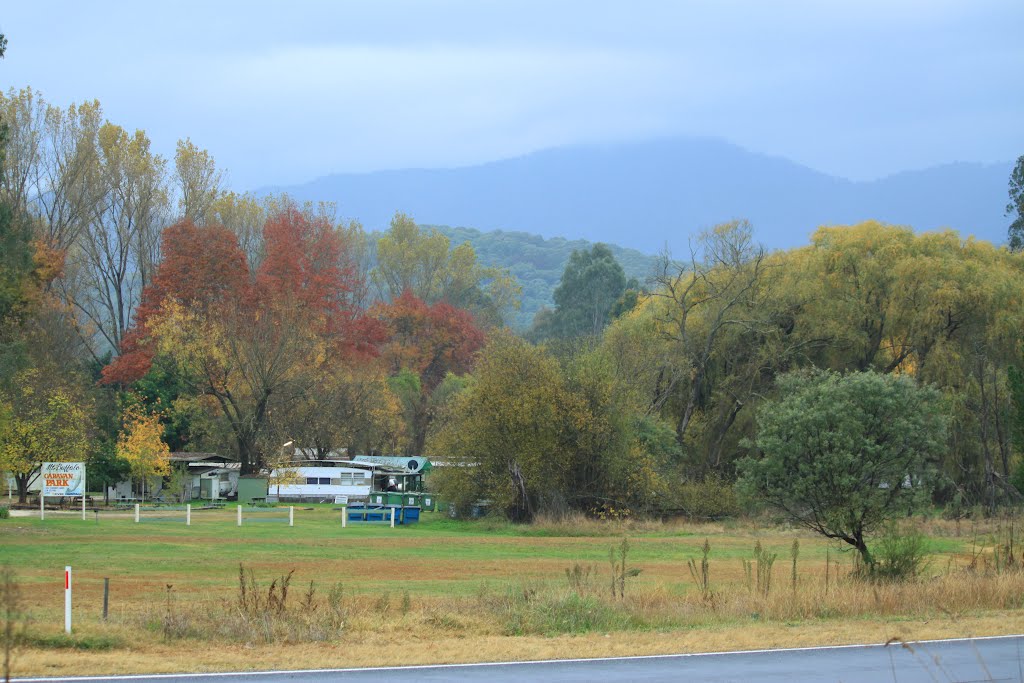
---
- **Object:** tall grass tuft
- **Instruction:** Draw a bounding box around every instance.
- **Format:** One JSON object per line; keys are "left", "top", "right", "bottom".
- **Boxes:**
{"left": 609, "top": 537, "right": 642, "bottom": 600}
{"left": 687, "top": 538, "right": 712, "bottom": 600}
{"left": 742, "top": 541, "right": 777, "bottom": 597}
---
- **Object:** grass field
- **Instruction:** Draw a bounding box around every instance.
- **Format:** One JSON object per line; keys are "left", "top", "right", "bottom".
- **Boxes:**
{"left": 2, "top": 505, "right": 1024, "bottom": 677}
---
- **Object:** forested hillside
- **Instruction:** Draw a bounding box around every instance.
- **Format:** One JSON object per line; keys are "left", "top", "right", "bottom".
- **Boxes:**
{"left": 425, "top": 225, "right": 658, "bottom": 329}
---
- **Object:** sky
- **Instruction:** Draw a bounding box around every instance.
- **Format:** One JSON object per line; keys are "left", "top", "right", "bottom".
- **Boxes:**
{"left": 1, "top": 1, "right": 1022, "bottom": 190}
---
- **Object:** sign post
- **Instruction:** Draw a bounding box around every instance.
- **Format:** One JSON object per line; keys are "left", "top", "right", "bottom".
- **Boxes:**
{"left": 64, "top": 566, "right": 72, "bottom": 634}
{"left": 41, "top": 462, "right": 86, "bottom": 522}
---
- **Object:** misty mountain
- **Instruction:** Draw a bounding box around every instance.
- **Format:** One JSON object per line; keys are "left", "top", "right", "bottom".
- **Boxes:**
{"left": 264, "top": 137, "right": 1014, "bottom": 254}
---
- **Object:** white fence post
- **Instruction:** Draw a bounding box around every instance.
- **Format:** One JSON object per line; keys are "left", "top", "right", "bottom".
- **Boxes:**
{"left": 134, "top": 503, "right": 140, "bottom": 523}
{"left": 82, "top": 496, "right": 86, "bottom": 521}
{"left": 289, "top": 506, "right": 294, "bottom": 527}
{"left": 237, "top": 505, "right": 242, "bottom": 527}
{"left": 186, "top": 504, "right": 191, "bottom": 526}
{"left": 64, "top": 566, "right": 72, "bottom": 634}
{"left": 390, "top": 507, "right": 395, "bottom": 528}
{"left": 341, "top": 506, "right": 347, "bottom": 528}
{"left": 40, "top": 494, "right": 44, "bottom": 521}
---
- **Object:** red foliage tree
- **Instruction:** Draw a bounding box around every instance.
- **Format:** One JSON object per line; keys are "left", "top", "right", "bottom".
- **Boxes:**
{"left": 102, "top": 220, "right": 251, "bottom": 385}
{"left": 102, "top": 213, "right": 383, "bottom": 473}
{"left": 374, "top": 290, "right": 485, "bottom": 454}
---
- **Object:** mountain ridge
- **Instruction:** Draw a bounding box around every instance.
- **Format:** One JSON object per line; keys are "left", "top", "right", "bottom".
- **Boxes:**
{"left": 261, "top": 136, "right": 1013, "bottom": 253}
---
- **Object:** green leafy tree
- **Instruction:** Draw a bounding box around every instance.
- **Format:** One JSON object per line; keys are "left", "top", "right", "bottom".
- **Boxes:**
{"left": 87, "top": 445, "right": 129, "bottom": 504}
{"left": 533, "top": 244, "right": 627, "bottom": 340}
{"left": 1008, "top": 155, "right": 1024, "bottom": 251}
{"left": 737, "top": 369, "right": 945, "bottom": 567}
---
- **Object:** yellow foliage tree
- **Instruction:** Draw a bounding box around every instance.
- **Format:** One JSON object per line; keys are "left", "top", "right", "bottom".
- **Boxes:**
{"left": 0, "top": 369, "right": 91, "bottom": 503}
{"left": 117, "top": 404, "right": 170, "bottom": 502}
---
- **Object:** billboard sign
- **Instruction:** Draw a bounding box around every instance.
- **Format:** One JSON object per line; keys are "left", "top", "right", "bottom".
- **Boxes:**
{"left": 42, "top": 462, "right": 86, "bottom": 497}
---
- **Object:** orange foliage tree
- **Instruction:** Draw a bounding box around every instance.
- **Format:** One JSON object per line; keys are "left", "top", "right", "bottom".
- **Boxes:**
{"left": 373, "top": 290, "right": 485, "bottom": 455}
{"left": 103, "top": 210, "right": 382, "bottom": 473}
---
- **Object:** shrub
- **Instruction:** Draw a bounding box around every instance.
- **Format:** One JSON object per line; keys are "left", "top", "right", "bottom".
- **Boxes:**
{"left": 871, "top": 525, "right": 930, "bottom": 581}
{"left": 0, "top": 507, "right": 8, "bottom": 520}
{"left": 672, "top": 476, "right": 739, "bottom": 520}
{"left": 481, "top": 585, "right": 642, "bottom": 636}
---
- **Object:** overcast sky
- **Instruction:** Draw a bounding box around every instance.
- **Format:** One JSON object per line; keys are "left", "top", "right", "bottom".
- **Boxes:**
{"left": 2, "top": 1, "right": 1022, "bottom": 190}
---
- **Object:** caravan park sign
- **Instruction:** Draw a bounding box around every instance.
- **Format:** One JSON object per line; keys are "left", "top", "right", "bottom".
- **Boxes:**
{"left": 42, "top": 462, "right": 86, "bottom": 497}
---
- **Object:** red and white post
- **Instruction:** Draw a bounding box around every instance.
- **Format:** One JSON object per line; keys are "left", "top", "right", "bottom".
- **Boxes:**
{"left": 64, "top": 566, "right": 72, "bottom": 634}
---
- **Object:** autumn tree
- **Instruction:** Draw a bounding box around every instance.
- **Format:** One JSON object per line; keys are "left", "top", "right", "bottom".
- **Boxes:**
{"left": 56, "top": 121, "right": 170, "bottom": 360}
{"left": 648, "top": 220, "right": 784, "bottom": 458}
{"left": 174, "top": 138, "right": 223, "bottom": 224}
{"left": 0, "top": 368, "right": 91, "bottom": 503}
{"left": 103, "top": 210, "right": 382, "bottom": 474}
{"left": 372, "top": 212, "right": 519, "bottom": 326}
{"left": 792, "top": 223, "right": 1024, "bottom": 507}
{"left": 278, "top": 364, "right": 404, "bottom": 459}
{"left": 0, "top": 89, "right": 102, "bottom": 254}
{"left": 116, "top": 403, "right": 170, "bottom": 501}
{"left": 206, "top": 191, "right": 267, "bottom": 268}
{"left": 374, "top": 291, "right": 485, "bottom": 455}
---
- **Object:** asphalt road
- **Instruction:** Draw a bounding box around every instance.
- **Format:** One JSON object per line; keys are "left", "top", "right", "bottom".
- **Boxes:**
{"left": 16, "top": 635, "right": 1024, "bottom": 683}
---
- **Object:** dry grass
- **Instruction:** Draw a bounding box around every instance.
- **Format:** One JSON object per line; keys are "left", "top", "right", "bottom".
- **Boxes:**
{"left": 6, "top": 510, "right": 1024, "bottom": 677}
{"left": 529, "top": 510, "right": 729, "bottom": 536}
{"left": 13, "top": 612, "right": 1024, "bottom": 677}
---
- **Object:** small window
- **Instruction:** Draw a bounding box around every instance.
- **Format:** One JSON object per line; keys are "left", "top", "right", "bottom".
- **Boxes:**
{"left": 319, "top": 477, "right": 332, "bottom": 485}
{"left": 330, "top": 478, "right": 341, "bottom": 486}
{"left": 305, "top": 477, "right": 318, "bottom": 485}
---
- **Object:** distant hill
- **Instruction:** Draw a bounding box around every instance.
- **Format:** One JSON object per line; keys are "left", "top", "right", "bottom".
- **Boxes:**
{"left": 266, "top": 137, "right": 1014, "bottom": 254}
{"left": 425, "top": 225, "right": 659, "bottom": 330}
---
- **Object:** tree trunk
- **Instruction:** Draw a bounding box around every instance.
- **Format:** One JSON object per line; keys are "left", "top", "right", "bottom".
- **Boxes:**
{"left": 854, "top": 535, "right": 874, "bottom": 571}
{"left": 15, "top": 474, "right": 30, "bottom": 505}
{"left": 508, "top": 460, "right": 533, "bottom": 522}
